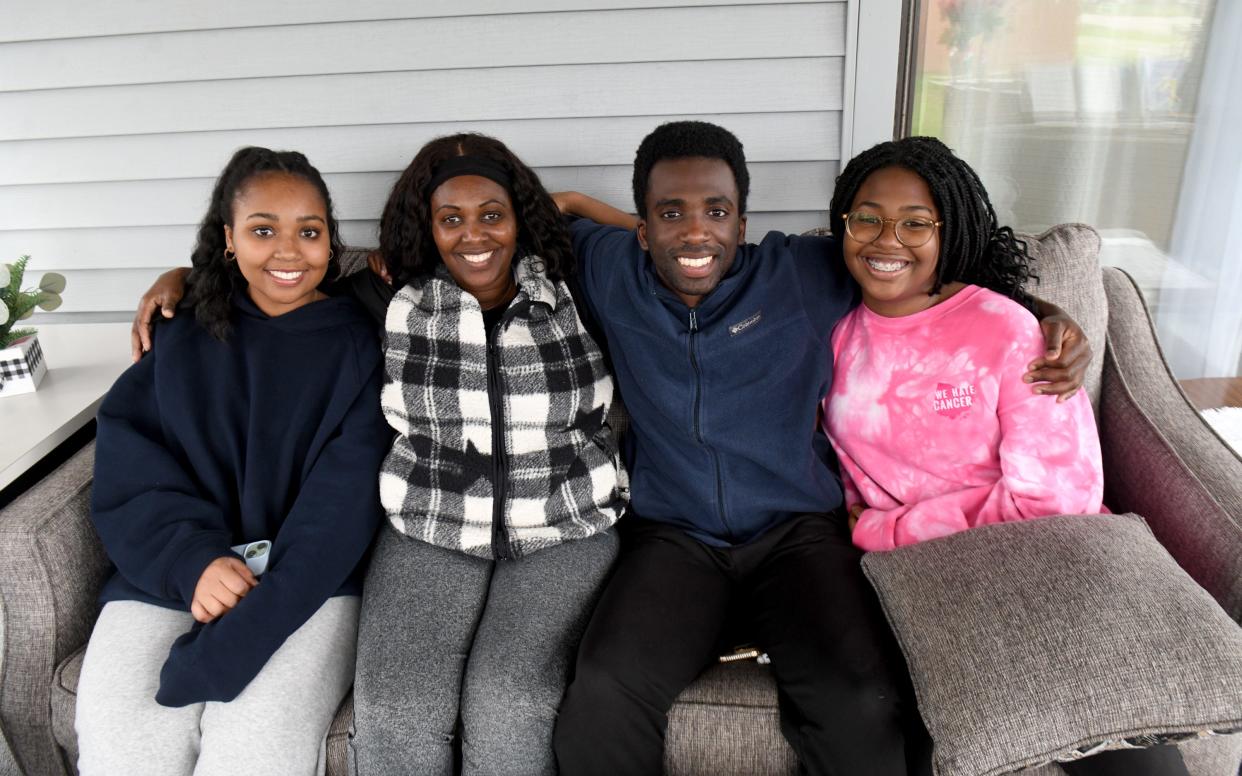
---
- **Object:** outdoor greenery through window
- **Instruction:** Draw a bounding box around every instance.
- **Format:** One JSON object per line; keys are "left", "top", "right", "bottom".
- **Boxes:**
{"left": 906, "top": 0, "right": 1240, "bottom": 388}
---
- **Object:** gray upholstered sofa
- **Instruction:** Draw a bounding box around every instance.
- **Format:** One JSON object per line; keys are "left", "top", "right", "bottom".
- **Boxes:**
{"left": 2, "top": 224, "right": 1241, "bottom": 775}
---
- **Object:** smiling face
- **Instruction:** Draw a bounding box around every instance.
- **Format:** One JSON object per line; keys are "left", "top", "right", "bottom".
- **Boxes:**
{"left": 637, "top": 157, "right": 747, "bottom": 308}
{"left": 428, "top": 174, "right": 519, "bottom": 310}
{"left": 224, "top": 172, "right": 331, "bottom": 317}
{"left": 842, "top": 165, "right": 960, "bottom": 317}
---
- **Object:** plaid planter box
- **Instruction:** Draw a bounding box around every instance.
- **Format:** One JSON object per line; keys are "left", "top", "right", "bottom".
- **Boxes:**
{"left": 0, "top": 334, "right": 48, "bottom": 397}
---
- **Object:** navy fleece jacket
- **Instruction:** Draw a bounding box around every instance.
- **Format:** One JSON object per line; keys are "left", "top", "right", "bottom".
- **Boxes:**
{"left": 569, "top": 219, "right": 858, "bottom": 545}
{"left": 91, "top": 292, "right": 388, "bottom": 707}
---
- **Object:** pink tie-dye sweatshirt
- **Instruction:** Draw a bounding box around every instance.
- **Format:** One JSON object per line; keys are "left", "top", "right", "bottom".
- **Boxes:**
{"left": 823, "top": 285, "right": 1103, "bottom": 552}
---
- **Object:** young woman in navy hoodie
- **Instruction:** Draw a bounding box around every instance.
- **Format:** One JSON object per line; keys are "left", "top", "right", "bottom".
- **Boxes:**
{"left": 75, "top": 147, "right": 389, "bottom": 776}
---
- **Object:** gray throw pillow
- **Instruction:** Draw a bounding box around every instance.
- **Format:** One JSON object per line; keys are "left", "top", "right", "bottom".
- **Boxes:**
{"left": 861, "top": 513, "right": 1242, "bottom": 776}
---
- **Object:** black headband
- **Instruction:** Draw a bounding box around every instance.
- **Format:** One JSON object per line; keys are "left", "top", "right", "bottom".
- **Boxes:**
{"left": 424, "top": 155, "right": 513, "bottom": 199}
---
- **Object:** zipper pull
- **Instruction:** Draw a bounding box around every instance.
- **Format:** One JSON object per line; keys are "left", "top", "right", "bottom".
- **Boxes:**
{"left": 689, "top": 308, "right": 699, "bottom": 332}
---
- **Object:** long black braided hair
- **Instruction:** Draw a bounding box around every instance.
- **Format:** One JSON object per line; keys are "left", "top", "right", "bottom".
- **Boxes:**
{"left": 379, "top": 133, "right": 575, "bottom": 288}
{"left": 829, "top": 136, "right": 1035, "bottom": 310}
{"left": 186, "top": 146, "right": 344, "bottom": 341}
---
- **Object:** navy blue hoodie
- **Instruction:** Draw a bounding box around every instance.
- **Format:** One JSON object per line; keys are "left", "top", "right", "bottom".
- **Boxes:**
{"left": 570, "top": 219, "right": 858, "bottom": 546}
{"left": 92, "top": 292, "right": 388, "bottom": 706}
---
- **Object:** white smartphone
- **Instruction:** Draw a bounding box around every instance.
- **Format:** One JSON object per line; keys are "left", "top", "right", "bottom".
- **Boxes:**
{"left": 229, "top": 539, "right": 271, "bottom": 576}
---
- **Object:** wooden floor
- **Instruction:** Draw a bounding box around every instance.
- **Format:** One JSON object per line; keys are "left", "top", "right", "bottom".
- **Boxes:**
{"left": 1179, "top": 377, "right": 1242, "bottom": 410}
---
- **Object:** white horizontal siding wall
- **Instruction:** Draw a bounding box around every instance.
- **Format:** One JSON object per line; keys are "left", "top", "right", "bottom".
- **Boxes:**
{"left": 0, "top": 1, "right": 847, "bottom": 318}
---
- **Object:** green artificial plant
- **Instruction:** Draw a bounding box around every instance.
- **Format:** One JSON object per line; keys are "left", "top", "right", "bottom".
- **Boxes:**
{"left": 1, "top": 256, "right": 67, "bottom": 349}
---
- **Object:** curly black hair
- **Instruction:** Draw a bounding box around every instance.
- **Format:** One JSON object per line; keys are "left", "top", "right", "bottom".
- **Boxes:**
{"left": 379, "top": 133, "right": 575, "bottom": 287}
{"left": 829, "top": 136, "right": 1035, "bottom": 310}
{"left": 185, "top": 146, "right": 344, "bottom": 341}
{"left": 631, "top": 121, "right": 750, "bottom": 217}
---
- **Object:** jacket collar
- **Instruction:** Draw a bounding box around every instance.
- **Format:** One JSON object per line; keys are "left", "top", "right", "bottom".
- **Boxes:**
{"left": 414, "top": 254, "right": 560, "bottom": 316}
{"left": 643, "top": 241, "right": 756, "bottom": 324}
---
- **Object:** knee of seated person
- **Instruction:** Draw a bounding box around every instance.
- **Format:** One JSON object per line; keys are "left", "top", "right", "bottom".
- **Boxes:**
{"left": 564, "top": 643, "right": 641, "bottom": 703}
{"left": 352, "top": 712, "right": 456, "bottom": 754}
{"left": 557, "top": 656, "right": 665, "bottom": 738}
{"left": 353, "top": 679, "right": 403, "bottom": 717}
{"left": 354, "top": 683, "right": 452, "bottom": 737}
{"left": 782, "top": 655, "right": 905, "bottom": 721}
{"left": 459, "top": 678, "right": 561, "bottom": 772}
{"left": 462, "top": 673, "right": 559, "bottom": 731}
{"left": 461, "top": 696, "right": 557, "bottom": 755}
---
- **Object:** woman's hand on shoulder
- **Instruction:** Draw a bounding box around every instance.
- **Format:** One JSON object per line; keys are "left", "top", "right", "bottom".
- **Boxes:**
{"left": 131, "top": 267, "right": 190, "bottom": 362}
{"left": 190, "top": 556, "right": 258, "bottom": 624}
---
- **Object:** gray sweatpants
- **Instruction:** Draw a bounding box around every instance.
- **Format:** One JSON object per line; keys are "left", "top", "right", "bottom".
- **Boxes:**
{"left": 351, "top": 523, "right": 618, "bottom": 776}
{"left": 75, "top": 596, "right": 358, "bottom": 776}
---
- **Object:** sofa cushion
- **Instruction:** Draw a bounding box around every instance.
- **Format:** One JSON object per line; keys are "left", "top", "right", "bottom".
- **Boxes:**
{"left": 664, "top": 662, "right": 797, "bottom": 776}
{"left": 337, "top": 247, "right": 372, "bottom": 278}
{"left": 326, "top": 690, "right": 353, "bottom": 776}
{"left": 862, "top": 513, "right": 1242, "bottom": 776}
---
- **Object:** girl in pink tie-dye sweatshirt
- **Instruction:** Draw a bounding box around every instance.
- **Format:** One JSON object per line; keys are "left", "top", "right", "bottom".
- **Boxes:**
{"left": 822, "top": 137, "right": 1104, "bottom": 553}
{"left": 818, "top": 137, "right": 1191, "bottom": 776}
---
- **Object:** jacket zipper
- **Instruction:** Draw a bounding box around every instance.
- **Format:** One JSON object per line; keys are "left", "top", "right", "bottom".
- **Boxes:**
{"left": 488, "top": 301, "right": 528, "bottom": 561}
{"left": 688, "top": 309, "right": 732, "bottom": 539}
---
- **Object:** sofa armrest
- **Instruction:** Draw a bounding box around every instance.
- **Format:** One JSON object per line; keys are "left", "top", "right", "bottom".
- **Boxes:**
{"left": 0, "top": 441, "right": 110, "bottom": 776}
{"left": 1098, "top": 268, "right": 1242, "bottom": 622}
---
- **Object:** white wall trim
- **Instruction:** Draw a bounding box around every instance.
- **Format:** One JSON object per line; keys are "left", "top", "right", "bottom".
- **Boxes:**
{"left": 841, "top": 0, "right": 905, "bottom": 161}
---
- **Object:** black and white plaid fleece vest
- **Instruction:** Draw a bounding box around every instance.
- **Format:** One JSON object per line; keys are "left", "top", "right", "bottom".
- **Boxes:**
{"left": 379, "top": 256, "right": 628, "bottom": 559}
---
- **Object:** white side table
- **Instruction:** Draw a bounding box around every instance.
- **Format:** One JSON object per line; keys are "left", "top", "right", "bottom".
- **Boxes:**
{"left": 0, "top": 323, "right": 131, "bottom": 491}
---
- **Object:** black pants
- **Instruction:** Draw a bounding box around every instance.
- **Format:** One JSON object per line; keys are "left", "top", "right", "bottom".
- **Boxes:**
{"left": 553, "top": 512, "right": 929, "bottom": 776}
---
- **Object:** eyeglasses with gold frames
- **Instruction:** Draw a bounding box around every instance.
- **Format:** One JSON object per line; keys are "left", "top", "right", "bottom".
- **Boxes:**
{"left": 842, "top": 211, "right": 943, "bottom": 248}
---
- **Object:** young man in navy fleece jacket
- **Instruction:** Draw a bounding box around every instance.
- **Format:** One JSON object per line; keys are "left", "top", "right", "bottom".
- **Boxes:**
{"left": 551, "top": 121, "right": 1090, "bottom": 775}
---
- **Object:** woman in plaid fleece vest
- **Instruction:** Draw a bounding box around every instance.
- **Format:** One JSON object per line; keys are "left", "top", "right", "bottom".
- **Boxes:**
{"left": 351, "top": 134, "right": 628, "bottom": 776}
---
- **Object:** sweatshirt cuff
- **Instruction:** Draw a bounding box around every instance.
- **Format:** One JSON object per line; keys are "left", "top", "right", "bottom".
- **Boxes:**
{"left": 155, "top": 629, "right": 233, "bottom": 707}
{"left": 166, "top": 535, "right": 234, "bottom": 607}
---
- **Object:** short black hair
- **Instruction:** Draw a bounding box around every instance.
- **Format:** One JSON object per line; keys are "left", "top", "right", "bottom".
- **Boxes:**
{"left": 632, "top": 121, "right": 750, "bottom": 216}
{"left": 829, "top": 136, "right": 1035, "bottom": 310}
{"left": 186, "top": 147, "right": 344, "bottom": 341}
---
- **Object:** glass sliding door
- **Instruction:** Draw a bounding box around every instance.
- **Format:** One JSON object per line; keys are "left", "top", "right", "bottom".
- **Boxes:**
{"left": 901, "top": 0, "right": 1240, "bottom": 389}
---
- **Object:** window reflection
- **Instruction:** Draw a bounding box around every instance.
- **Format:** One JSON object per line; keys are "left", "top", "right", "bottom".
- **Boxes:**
{"left": 907, "top": 0, "right": 1240, "bottom": 382}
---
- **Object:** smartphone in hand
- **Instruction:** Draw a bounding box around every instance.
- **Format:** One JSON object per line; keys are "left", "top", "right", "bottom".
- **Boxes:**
{"left": 229, "top": 540, "right": 271, "bottom": 576}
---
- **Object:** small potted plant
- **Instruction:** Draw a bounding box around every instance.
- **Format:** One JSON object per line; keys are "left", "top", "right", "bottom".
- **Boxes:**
{"left": 1, "top": 256, "right": 66, "bottom": 397}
